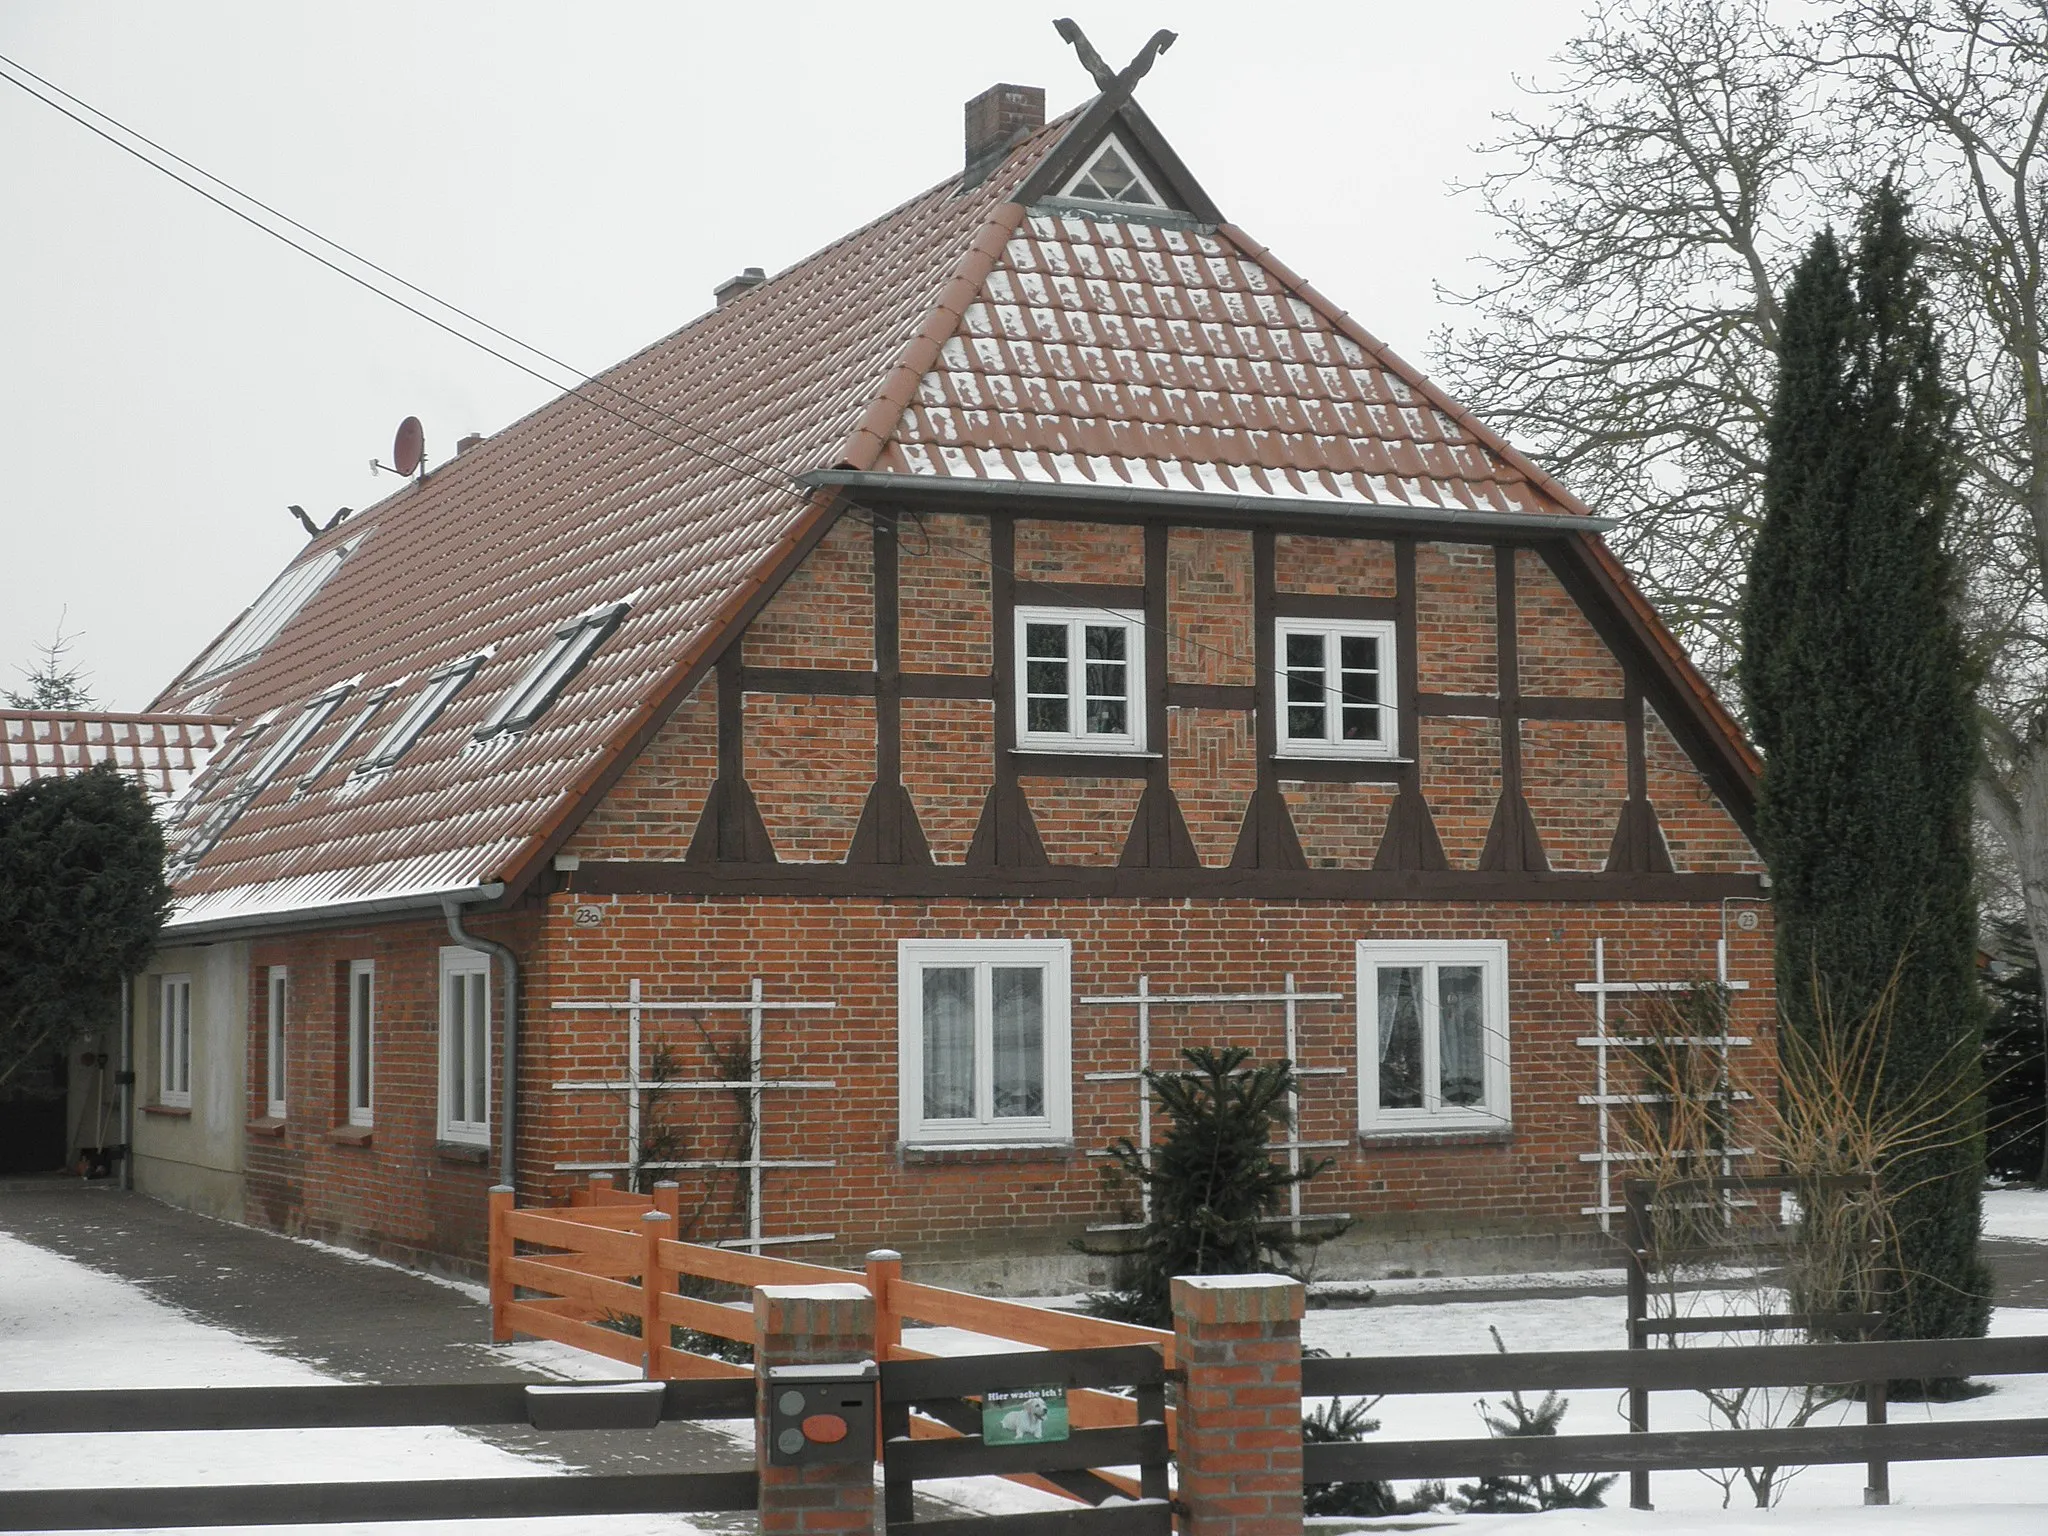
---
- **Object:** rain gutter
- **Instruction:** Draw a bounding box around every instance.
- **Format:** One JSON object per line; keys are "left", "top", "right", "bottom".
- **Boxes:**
{"left": 159, "top": 883, "right": 508, "bottom": 943}
{"left": 795, "top": 469, "right": 1617, "bottom": 536}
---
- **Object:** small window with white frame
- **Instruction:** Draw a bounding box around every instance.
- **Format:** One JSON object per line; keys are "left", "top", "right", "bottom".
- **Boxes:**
{"left": 265, "top": 966, "right": 288, "bottom": 1119}
{"left": 1357, "top": 940, "right": 1510, "bottom": 1133}
{"left": 438, "top": 947, "right": 491, "bottom": 1145}
{"left": 475, "top": 601, "right": 629, "bottom": 738}
{"left": 899, "top": 940, "right": 1072, "bottom": 1146}
{"left": 1058, "top": 135, "right": 1168, "bottom": 208}
{"left": 346, "top": 960, "right": 375, "bottom": 1127}
{"left": 1276, "top": 619, "right": 1399, "bottom": 759}
{"left": 1016, "top": 607, "right": 1144, "bottom": 752}
{"left": 159, "top": 975, "right": 192, "bottom": 1108}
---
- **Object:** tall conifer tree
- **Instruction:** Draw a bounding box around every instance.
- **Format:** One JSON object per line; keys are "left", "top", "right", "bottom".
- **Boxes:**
{"left": 1741, "top": 184, "right": 1990, "bottom": 1341}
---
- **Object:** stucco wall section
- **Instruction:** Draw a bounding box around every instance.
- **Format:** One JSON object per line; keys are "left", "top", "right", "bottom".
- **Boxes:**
{"left": 134, "top": 941, "right": 248, "bottom": 1218}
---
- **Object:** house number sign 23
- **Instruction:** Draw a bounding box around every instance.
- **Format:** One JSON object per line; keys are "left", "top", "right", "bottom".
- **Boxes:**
{"left": 982, "top": 1386, "right": 1069, "bottom": 1445}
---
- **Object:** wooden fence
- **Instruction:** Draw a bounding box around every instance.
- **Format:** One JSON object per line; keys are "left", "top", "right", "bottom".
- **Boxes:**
{"left": 1303, "top": 1333, "right": 2048, "bottom": 1509}
{"left": 0, "top": 1378, "right": 754, "bottom": 1531}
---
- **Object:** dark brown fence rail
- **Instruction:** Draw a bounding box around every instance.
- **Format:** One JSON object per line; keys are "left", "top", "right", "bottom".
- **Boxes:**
{"left": 882, "top": 1344, "right": 1171, "bottom": 1536}
{"left": 1303, "top": 1333, "right": 2048, "bottom": 1506}
{"left": 0, "top": 1379, "right": 757, "bottom": 1532}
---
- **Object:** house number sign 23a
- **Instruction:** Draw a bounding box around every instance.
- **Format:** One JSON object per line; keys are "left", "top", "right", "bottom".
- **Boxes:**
{"left": 982, "top": 1386, "right": 1069, "bottom": 1445}
{"left": 571, "top": 904, "right": 605, "bottom": 927}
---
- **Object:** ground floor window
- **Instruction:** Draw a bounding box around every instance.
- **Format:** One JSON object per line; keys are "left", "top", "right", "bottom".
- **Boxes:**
{"left": 898, "top": 939, "right": 1071, "bottom": 1145}
{"left": 265, "top": 967, "right": 288, "bottom": 1118}
{"left": 347, "top": 960, "right": 375, "bottom": 1127}
{"left": 439, "top": 947, "right": 490, "bottom": 1145}
{"left": 159, "top": 975, "right": 192, "bottom": 1108}
{"left": 1357, "top": 940, "right": 1510, "bottom": 1132}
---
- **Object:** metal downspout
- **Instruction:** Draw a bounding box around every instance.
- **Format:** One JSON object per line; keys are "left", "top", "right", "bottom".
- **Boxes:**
{"left": 118, "top": 976, "right": 133, "bottom": 1191}
{"left": 443, "top": 900, "right": 520, "bottom": 1190}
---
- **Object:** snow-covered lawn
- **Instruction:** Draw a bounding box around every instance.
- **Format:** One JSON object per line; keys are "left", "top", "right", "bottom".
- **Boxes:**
{"left": 1984, "top": 1186, "right": 2048, "bottom": 1245}
{"left": 0, "top": 1231, "right": 724, "bottom": 1535}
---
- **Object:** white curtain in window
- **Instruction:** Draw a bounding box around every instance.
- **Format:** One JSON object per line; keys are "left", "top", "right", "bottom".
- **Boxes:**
{"left": 1376, "top": 964, "right": 1424, "bottom": 1110}
{"left": 1437, "top": 964, "right": 1485, "bottom": 1107}
{"left": 990, "top": 967, "right": 1045, "bottom": 1118}
{"left": 921, "top": 966, "right": 975, "bottom": 1120}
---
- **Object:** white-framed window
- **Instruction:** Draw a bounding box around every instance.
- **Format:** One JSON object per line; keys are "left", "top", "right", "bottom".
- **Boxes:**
{"left": 475, "top": 601, "right": 629, "bottom": 737}
{"left": 347, "top": 960, "right": 375, "bottom": 1127}
{"left": 1015, "top": 606, "right": 1145, "bottom": 752}
{"left": 899, "top": 940, "right": 1072, "bottom": 1146}
{"left": 265, "top": 966, "right": 288, "bottom": 1119}
{"left": 438, "top": 947, "right": 491, "bottom": 1145}
{"left": 1357, "top": 940, "right": 1511, "bottom": 1132}
{"left": 355, "top": 651, "right": 488, "bottom": 774}
{"left": 1058, "top": 135, "right": 1167, "bottom": 208}
{"left": 1277, "top": 619, "right": 1399, "bottom": 759}
{"left": 159, "top": 975, "right": 192, "bottom": 1108}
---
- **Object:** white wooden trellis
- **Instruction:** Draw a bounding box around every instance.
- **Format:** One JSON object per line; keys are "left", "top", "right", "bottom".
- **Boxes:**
{"left": 1079, "top": 973, "right": 1351, "bottom": 1234}
{"left": 550, "top": 977, "right": 839, "bottom": 1251}
{"left": 1576, "top": 937, "right": 1754, "bottom": 1233}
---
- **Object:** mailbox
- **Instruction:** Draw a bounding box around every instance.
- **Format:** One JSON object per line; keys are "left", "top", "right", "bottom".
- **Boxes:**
{"left": 765, "top": 1361, "right": 878, "bottom": 1465}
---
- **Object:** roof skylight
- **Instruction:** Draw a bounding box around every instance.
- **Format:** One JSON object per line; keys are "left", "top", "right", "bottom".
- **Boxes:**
{"left": 299, "top": 686, "right": 394, "bottom": 792}
{"left": 475, "top": 601, "right": 630, "bottom": 738}
{"left": 169, "top": 683, "right": 352, "bottom": 874}
{"left": 356, "top": 652, "right": 488, "bottom": 775}
{"left": 1059, "top": 136, "right": 1166, "bottom": 207}
{"left": 187, "top": 535, "right": 363, "bottom": 683}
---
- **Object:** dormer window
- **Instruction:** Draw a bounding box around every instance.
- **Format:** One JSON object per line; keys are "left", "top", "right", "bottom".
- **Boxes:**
{"left": 357, "top": 653, "right": 487, "bottom": 774}
{"left": 476, "top": 601, "right": 629, "bottom": 738}
{"left": 1059, "top": 136, "right": 1166, "bottom": 208}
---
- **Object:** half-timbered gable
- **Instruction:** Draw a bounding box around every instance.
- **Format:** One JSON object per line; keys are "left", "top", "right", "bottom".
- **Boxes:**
{"left": 126, "top": 60, "right": 1772, "bottom": 1283}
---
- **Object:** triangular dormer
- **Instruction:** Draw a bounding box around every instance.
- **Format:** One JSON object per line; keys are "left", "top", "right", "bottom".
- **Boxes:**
{"left": 1013, "top": 100, "right": 1221, "bottom": 224}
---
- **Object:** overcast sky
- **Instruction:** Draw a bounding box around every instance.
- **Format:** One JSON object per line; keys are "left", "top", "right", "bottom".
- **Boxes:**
{"left": 1, "top": 1, "right": 1590, "bottom": 711}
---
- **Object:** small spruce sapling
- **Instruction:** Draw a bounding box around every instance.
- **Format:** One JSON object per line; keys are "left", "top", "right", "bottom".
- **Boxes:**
{"left": 1455, "top": 1328, "right": 1616, "bottom": 1513}
{"left": 1302, "top": 1393, "right": 1446, "bottom": 1516}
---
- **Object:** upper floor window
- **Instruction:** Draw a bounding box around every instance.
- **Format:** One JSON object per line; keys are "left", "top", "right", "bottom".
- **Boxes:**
{"left": 356, "top": 652, "right": 487, "bottom": 774}
{"left": 475, "top": 601, "right": 629, "bottom": 738}
{"left": 1276, "top": 619, "right": 1398, "bottom": 760}
{"left": 1016, "top": 606, "right": 1144, "bottom": 753}
{"left": 898, "top": 939, "right": 1072, "bottom": 1146}
{"left": 347, "top": 960, "right": 375, "bottom": 1127}
{"left": 1358, "top": 940, "right": 1510, "bottom": 1134}
{"left": 159, "top": 975, "right": 192, "bottom": 1108}
{"left": 439, "top": 947, "right": 491, "bottom": 1146}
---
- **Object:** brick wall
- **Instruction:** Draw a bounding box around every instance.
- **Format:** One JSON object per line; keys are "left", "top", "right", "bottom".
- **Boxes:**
{"left": 524, "top": 894, "right": 1774, "bottom": 1270}
{"left": 241, "top": 908, "right": 535, "bottom": 1270}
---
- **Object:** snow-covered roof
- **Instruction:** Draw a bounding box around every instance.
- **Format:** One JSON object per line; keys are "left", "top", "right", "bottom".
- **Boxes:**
{"left": 0, "top": 710, "right": 233, "bottom": 805}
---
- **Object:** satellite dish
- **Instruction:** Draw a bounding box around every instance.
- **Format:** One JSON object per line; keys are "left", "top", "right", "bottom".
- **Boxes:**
{"left": 393, "top": 416, "right": 426, "bottom": 478}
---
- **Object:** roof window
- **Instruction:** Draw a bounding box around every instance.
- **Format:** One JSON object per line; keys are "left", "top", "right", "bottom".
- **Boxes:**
{"left": 357, "top": 653, "right": 488, "bottom": 775}
{"left": 476, "top": 601, "right": 630, "bottom": 738}
{"left": 298, "top": 684, "right": 395, "bottom": 791}
{"left": 1059, "top": 136, "right": 1166, "bottom": 207}
{"left": 169, "top": 683, "right": 352, "bottom": 874}
{"left": 187, "top": 535, "right": 363, "bottom": 682}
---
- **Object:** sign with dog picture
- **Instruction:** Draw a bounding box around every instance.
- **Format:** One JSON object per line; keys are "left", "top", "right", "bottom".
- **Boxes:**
{"left": 982, "top": 1386, "right": 1069, "bottom": 1445}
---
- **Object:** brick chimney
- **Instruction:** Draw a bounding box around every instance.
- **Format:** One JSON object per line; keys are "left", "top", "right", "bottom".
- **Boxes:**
{"left": 964, "top": 83, "right": 1045, "bottom": 181}
{"left": 714, "top": 267, "right": 767, "bottom": 308}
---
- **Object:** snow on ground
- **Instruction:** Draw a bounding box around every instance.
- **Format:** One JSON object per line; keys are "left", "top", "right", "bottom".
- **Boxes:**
{"left": 1984, "top": 1186, "right": 2048, "bottom": 1245}
{"left": 0, "top": 1231, "right": 726, "bottom": 1536}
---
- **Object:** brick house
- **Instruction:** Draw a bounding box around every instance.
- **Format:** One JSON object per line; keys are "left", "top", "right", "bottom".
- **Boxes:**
{"left": 133, "top": 74, "right": 1771, "bottom": 1287}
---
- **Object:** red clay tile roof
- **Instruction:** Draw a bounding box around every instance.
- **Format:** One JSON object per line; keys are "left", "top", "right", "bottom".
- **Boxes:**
{"left": 143, "top": 99, "right": 1743, "bottom": 933}
{"left": 1, "top": 711, "right": 232, "bottom": 802}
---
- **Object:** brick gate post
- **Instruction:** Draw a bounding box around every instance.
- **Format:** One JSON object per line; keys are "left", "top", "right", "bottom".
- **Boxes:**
{"left": 754, "top": 1283, "right": 876, "bottom": 1536}
{"left": 1172, "top": 1274, "right": 1306, "bottom": 1536}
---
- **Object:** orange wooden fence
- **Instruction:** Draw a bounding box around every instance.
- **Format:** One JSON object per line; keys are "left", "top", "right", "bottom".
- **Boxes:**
{"left": 488, "top": 1175, "right": 1176, "bottom": 1495}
